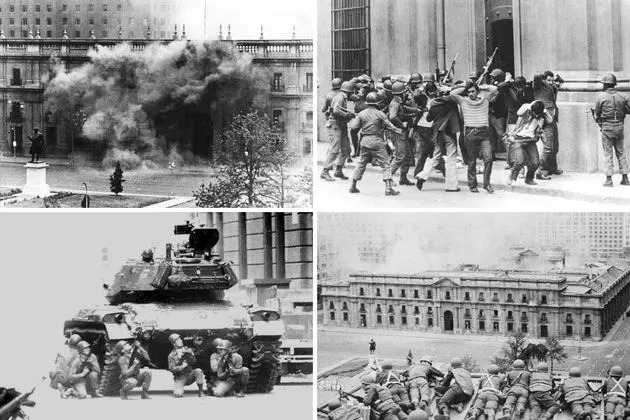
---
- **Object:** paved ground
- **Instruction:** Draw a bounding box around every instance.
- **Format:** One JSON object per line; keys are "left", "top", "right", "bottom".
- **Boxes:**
{"left": 19, "top": 374, "right": 311, "bottom": 420}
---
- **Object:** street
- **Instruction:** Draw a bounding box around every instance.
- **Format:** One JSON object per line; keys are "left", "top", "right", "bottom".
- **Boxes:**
{"left": 316, "top": 169, "right": 613, "bottom": 210}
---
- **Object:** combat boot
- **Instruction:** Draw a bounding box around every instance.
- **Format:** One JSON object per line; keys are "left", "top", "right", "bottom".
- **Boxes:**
{"left": 91, "top": 391, "right": 104, "bottom": 398}
{"left": 320, "top": 169, "right": 335, "bottom": 182}
{"left": 385, "top": 180, "right": 400, "bottom": 196}
{"left": 621, "top": 174, "right": 629, "bottom": 186}
{"left": 235, "top": 391, "right": 245, "bottom": 398}
{"left": 120, "top": 389, "right": 128, "bottom": 400}
{"left": 141, "top": 389, "right": 151, "bottom": 400}
{"left": 349, "top": 179, "right": 360, "bottom": 194}
{"left": 399, "top": 174, "right": 413, "bottom": 186}
{"left": 334, "top": 166, "right": 349, "bottom": 180}
{"left": 604, "top": 176, "right": 613, "bottom": 187}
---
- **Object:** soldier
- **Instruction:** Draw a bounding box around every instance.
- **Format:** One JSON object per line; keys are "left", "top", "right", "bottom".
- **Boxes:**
{"left": 403, "top": 355, "right": 444, "bottom": 414}
{"left": 528, "top": 362, "right": 559, "bottom": 420}
{"left": 209, "top": 339, "right": 249, "bottom": 398}
{"left": 321, "top": 81, "right": 355, "bottom": 181}
{"left": 407, "top": 409, "right": 429, "bottom": 420}
{"left": 49, "top": 334, "right": 82, "bottom": 395}
{"left": 378, "top": 361, "right": 413, "bottom": 413}
{"left": 465, "top": 364, "right": 504, "bottom": 420}
{"left": 67, "top": 341, "right": 102, "bottom": 399}
{"left": 435, "top": 357, "right": 474, "bottom": 420}
{"left": 533, "top": 70, "right": 564, "bottom": 179}
{"left": 322, "top": 78, "right": 343, "bottom": 125}
{"left": 348, "top": 92, "right": 402, "bottom": 196}
{"left": 389, "top": 81, "right": 420, "bottom": 186}
{"left": 167, "top": 333, "right": 205, "bottom": 398}
{"left": 350, "top": 81, "right": 371, "bottom": 159}
{"left": 601, "top": 365, "right": 628, "bottom": 420}
{"left": 117, "top": 341, "right": 152, "bottom": 400}
{"left": 500, "top": 359, "right": 530, "bottom": 420}
{"left": 360, "top": 374, "right": 408, "bottom": 420}
{"left": 558, "top": 367, "right": 596, "bottom": 420}
{"left": 489, "top": 69, "right": 509, "bottom": 163}
{"left": 594, "top": 73, "right": 630, "bottom": 187}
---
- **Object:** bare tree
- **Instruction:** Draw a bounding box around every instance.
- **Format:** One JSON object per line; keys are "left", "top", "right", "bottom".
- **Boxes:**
{"left": 544, "top": 336, "right": 568, "bottom": 373}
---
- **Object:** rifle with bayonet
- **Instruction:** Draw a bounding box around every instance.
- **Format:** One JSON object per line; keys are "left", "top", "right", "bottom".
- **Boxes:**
{"left": 476, "top": 47, "right": 499, "bottom": 87}
{"left": 442, "top": 53, "right": 459, "bottom": 85}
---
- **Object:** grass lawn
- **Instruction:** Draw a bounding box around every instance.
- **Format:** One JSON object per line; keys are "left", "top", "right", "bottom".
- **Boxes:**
{"left": 5, "top": 194, "right": 168, "bottom": 208}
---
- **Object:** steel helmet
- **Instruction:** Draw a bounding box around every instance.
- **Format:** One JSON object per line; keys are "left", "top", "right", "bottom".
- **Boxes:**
{"left": 77, "top": 341, "right": 90, "bottom": 353}
{"left": 358, "top": 74, "right": 372, "bottom": 84}
{"left": 569, "top": 367, "right": 581, "bottom": 378}
{"left": 512, "top": 359, "right": 525, "bottom": 370}
{"left": 381, "top": 361, "right": 393, "bottom": 370}
{"left": 383, "top": 80, "right": 393, "bottom": 92}
{"left": 331, "top": 78, "right": 343, "bottom": 90}
{"left": 469, "top": 71, "right": 479, "bottom": 79}
{"left": 169, "top": 333, "right": 181, "bottom": 345}
{"left": 536, "top": 362, "right": 549, "bottom": 372}
{"left": 328, "top": 399, "right": 342, "bottom": 411}
{"left": 211, "top": 338, "right": 223, "bottom": 348}
{"left": 360, "top": 374, "right": 375, "bottom": 384}
{"left": 610, "top": 366, "right": 623, "bottom": 377}
{"left": 422, "top": 73, "right": 436, "bottom": 83}
{"left": 409, "top": 72, "right": 423, "bottom": 84}
{"left": 218, "top": 339, "right": 231, "bottom": 350}
{"left": 68, "top": 334, "right": 82, "bottom": 347}
{"left": 420, "top": 355, "right": 433, "bottom": 365}
{"left": 341, "top": 81, "right": 355, "bottom": 94}
{"left": 601, "top": 73, "right": 617, "bottom": 85}
{"left": 490, "top": 68, "right": 506, "bottom": 80}
{"left": 487, "top": 364, "right": 500, "bottom": 375}
{"left": 392, "top": 81, "right": 407, "bottom": 95}
{"left": 366, "top": 92, "right": 381, "bottom": 106}
{"left": 451, "top": 357, "right": 462, "bottom": 369}
{"left": 408, "top": 409, "right": 429, "bottom": 420}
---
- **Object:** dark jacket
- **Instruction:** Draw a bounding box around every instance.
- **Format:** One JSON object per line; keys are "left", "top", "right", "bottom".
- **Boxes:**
{"left": 426, "top": 96, "right": 461, "bottom": 134}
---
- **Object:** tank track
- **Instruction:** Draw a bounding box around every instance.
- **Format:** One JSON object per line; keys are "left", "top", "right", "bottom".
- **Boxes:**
{"left": 246, "top": 338, "right": 282, "bottom": 394}
{"left": 97, "top": 343, "right": 123, "bottom": 396}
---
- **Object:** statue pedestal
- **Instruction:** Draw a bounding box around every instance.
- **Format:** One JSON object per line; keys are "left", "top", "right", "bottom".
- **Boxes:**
{"left": 22, "top": 162, "right": 52, "bottom": 197}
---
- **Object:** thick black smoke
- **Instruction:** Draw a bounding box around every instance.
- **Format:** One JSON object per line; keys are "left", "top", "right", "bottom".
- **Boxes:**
{"left": 44, "top": 40, "right": 269, "bottom": 169}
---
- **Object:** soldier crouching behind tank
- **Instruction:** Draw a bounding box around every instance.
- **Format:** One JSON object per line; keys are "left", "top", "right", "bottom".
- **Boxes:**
{"left": 528, "top": 362, "right": 559, "bottom": 420}
{"left": 434, "top": 357, "right": 474, "bottom": 420}
{"left": 361, "top": 374, "right": 408, "bottom": 420}
{"left": 49, "top": 333, "right": 82, "bottom": 397}
{"left": 403, "top": 355, "right": 444, "bottom": 415}
{"left": 559, "top": 367, "right": 596, "bottom": 420}
{"left": 167, "top": 333, "right": 205, "bottom": 398}
{"left": 377, "top": 361, "right": 413, "bottom": 413}
{"left": 466, "top": 364, "right": 504, "bottom": 420}
{"left": 601, "top": 365, "right": 628, "bottom": 420}
{"left": 209, "top": 339, "right": 249, "bottom": 398}
{"left": 66, "top": 341, "right": 103, "bottom": 399}
{"left": 500, "top": 359, "right": 530, "bottom": 420}
{"left": 116, "top": 341, "right": 152, "bottom": 400}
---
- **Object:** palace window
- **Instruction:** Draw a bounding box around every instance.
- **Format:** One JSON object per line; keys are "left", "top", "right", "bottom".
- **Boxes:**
{"left": 427, "top": 290, "right": 433, "bottom": 299}
{"left": 388, "top": 305, "right": 394, "bottom": 313}
{"left": 479, "top": 292, "right": 485, "bottom": 301}
{"left": 445, "top": 291, "right": 451, "bottom": 300}
{"left": 464, "top": 291, "right": 470, "bottom": 301}
{"left": 521, "top": 294, "right": 528, "bottom": 303}
{"left": 414, "top": 290, "right": 419, "bottom": 298}
{"left": 376, "top": 288, "right": 381, "bottom": 296}
{"left": 541, "top": 295, "right": 547, "bottom": 304}
{"left": 329, "top": 311, "right": 335, "bottom": 321}
{"left": 507, "top": 293, "right": 513, "bottom": 302}
{"left": 377, "top": 314, "right": 382, "bottom": 324}
{"left": 331, "top": 0, "right": 371, "bottom": 81}
{"left": 359, "top": 303, "right": 366, "bottom": 313}
{"left": 401, "top": 289, "right": 406, "bottom": 298}
{"left": 329, "top": 301, "right": 335, "bottom": 309}
{"left": 413, "top": 306, "right": 419, "bottom": 315}
{"left": 401, "top": 306, "right": 407, "bottom": 314}
{"left": 376, "top": 304, "right": 382, "bottom": 313}
{"left": 388, "top": 288, "right": 393, "bottom": 297}
{"left": 359, "top": 287, "right": 364, "bottom": 296}
{"left": 342, "top": 302, "right": 348, "bottom": 311}
{"left": 343, "top": 312, "right": 348, "bottom": 321}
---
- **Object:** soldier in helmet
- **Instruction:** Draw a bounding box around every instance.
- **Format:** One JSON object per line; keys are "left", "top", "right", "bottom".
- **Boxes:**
{"left": 435, "top": 357, "right": 474, "bottom": 420}
{"left": 209, "top": 339, "right": 249, "bottom": 398}
{"left": 558, "top": 367, "right": 596, "bottom": 420}
{"left": 528, "top": 362, "right": 559, "bottom": 420}
{"left": 116, "top": 340, "right": 152, "bottom": 400}
{"left": 500, "top": 359, "right": 530, "bottom": 420}
{"left": 167, "top": 333, "right": 205, "bottom": 398}
{"left": 407, "top": 409, "right": 429, "bottom": 420}
{"left": 49, "top": 334, "right": 82, "bottom": 396}
{"left": 348, "top": 91, "right": 403, "bottom": 196}
{"left": 595, "top": 73, "right": 630, "bottom": 187}
{"left": 322, "top": 78, "right": 343, "bottom": 124}
{"left": 360, "top": 374, "right": 408, "bottom": 420}
{"left": 403, "top": 354, "right": 444, "bottom": 414}
{"left": 377, "top": 361, "right": 413, "bottom": 413}
{"left": 465, "top": 364, "right": 504, "bottom": 420}
{"left": 67, "top": 341, "right": 102, "bottom": 399}
{"left": 321, "top": 81, "right": 356, "bottom": 182}
{"left": 601, "top": 365, "right": 628, "bottom": 420}
{"left": 389, "top": 81, "right": 421, "bottom": 186}
{"left": 350, "top": 80, "right": 372, "bottom": 159}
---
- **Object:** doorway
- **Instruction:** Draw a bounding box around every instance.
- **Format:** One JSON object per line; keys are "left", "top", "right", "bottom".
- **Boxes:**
{"left": 540, "top": 325, "right": 548, "bottom": 338}
{"left": 444, "top": 310, "right": 454, "bottom": 332}
{"left": 485, "top": 0, "right": 515, "bottom": 75}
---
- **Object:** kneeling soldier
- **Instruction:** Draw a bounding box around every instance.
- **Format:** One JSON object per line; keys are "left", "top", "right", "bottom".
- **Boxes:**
{"left": 68, "top": 341, "right": 102, "bottom": 399}
{"left": 559, "top": 367, "right": 596, "bottom": 420}
{"left": 435, "top": 357, "right": 474, "bottom": 420}
{"left": 466, "top": 364, "right": 504, "bottom": 420}
{"left": 500, "top": 359, "right": 530, "bottom": 420}
{"left": 378, "top": 361, "right": 413, "bottom": 413}
{"left": 167, "top": 333, "right": 205, "bottom": 398}
{"left": 117, "top": 341, "right": 152, "bottom": 400}
{"left": 602, "top": 365, "right": 628, "bottom": 420}
{"left": 209, "top": 339, "right": 249, "bottom": 398}
{"left": 404, "top": 355, "right": 444, "bottom": 414}
{"left": 528, "top": 362, "right": 559, "bottom": 420}
{"left": 361, "top": 374, "right": 408, "bottom": 420}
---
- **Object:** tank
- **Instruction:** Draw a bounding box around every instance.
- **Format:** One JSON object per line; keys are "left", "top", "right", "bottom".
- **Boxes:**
{"left": 62, "top": 221, "right": 285, "bottom": 396}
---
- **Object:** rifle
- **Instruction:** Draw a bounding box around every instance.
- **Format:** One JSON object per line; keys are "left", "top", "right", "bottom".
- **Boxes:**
{"left": 476, "top": 47, "right": 499, "bottom": 87}
{"left": 0, "top": 377, "right": 46, "bottom": 420}
{"left": 129, "top": 343, "right": 158, "bottom": 370}
{"left": 339, "top": 385, "right": 364, "bottom": 404}
{"left": 441, "top": 53, "right": 459, "bottom": 85}
{"left": 589, "top": 108, "right": 602, "bottom": 131}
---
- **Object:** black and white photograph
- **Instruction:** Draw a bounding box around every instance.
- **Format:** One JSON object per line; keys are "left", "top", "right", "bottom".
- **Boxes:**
{"left": 0, "top": 211, "right": 313, "bottom": 420}
{"left": 316, "top": 0, "right": 630, "bottom": 209}
{"left": 318, "top": 212, "right": 630, "bottom": 420}
{"left": 0, "top": 0, "right": 314, "bottom": 208}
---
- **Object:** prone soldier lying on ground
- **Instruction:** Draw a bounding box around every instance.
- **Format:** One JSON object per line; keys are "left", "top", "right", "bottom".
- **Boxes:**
{"left": 601, "top": 365, "right": 628, "bottom": 420}
{"left": 558, "top": 367, "right": 597, "bottom": 420}
{"left": 500, "top": 359, "right": 530, "bottom": 420}
{"left": 377, "top": 361, "right": 413, "bottom": 413}
{"left": 402, "top": 355, "right": 445, "bottom": 415}
{"left": 360, "top": 374, "right": 408, "bottom": 420}
{"left": 528, "top": 362, "right": 560, "bottom": 420}
{"left": 465, "top": 364, "right": 504, "bottom": 420}
{"left": 434, "top": 357, "right": 474, "bottom": 420}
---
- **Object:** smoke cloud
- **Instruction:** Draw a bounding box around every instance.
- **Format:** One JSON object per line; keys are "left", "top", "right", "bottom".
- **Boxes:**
{"left": 44, "top": 40, "right": 269, "bottom": 169}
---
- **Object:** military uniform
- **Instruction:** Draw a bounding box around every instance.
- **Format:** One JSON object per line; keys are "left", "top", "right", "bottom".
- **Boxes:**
{"left": 560, "top": 376, "right": 596, "bottom": 419}
{"left": 404, "top": 363, "right": 444, "bottom": 409}
{"left": 437, "top": 368, "right": 474, "bottom": 414}
{"left": 377, "top": 369, "right": 413, "bottom": 412}
{"left": 601, "top": 375, "right": 628, "bottom": 420}
{"left": 323, "top": 91, "right": 354, "bottom": 172}
{"left": 388, "top": 96, "right": 418, "bottom": 181}
{"left": 350, "top": 95, "right": 370, "bottom": 157}
{"left": 468, "top": 373, "right": 504, "bottom": 419}
{"left": 167, "top": 347, "right": 205, "bottom": 397}
{"left": 118, "top": 353, "right": 152, "bottom": 399}
{"left": 528, "top": 371, "right": 559, "bottom": 420}
{"left": 68, "top": 353, "right": 101, "bottom": 399}
{"left": 503, "top": 369, "right": 530, "bottom": 417}
{"left": 595, "top": 88, "right": 630, "bottom": 178}
{"left": 49, "top": 346, "right": 77, "bottom": 390}
{"left": 209, "top": 351, "right": 250, "bottom": 397}
{"left": 363, "top": 383, "right": 408, "bottom": 420}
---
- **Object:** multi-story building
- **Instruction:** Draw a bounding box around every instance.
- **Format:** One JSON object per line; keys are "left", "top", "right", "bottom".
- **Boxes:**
{"left": 321, "top": 264, "right": 630, "bottom": 341}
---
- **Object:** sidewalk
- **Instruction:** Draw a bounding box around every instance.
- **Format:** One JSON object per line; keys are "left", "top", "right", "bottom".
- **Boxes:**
{"left": 317, "top": 141, "right": 630, "bottom": 206}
